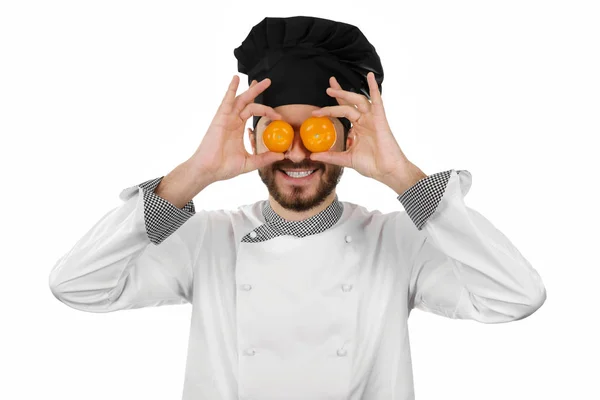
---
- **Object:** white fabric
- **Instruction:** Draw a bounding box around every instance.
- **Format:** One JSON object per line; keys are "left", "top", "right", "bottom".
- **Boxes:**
{"left": 49, "top": 170, "right": 546, "bottom": 400}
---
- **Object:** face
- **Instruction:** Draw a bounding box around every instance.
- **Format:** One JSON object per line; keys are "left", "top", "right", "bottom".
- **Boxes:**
{"left": 250, "top": 104, "right": 349, "bottom": 213}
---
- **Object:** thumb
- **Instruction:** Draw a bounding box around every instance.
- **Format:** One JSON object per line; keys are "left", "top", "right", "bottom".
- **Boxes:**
{"left": 247, "top": 151, "right": 285, "bottom": 172}
{"left": 310, "top": 151, "right": 349, "bottom": 168}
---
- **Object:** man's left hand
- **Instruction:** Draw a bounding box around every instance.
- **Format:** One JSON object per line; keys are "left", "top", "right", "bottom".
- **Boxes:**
{"left": 310, "top": 72, "right": 427, "bottom": 195}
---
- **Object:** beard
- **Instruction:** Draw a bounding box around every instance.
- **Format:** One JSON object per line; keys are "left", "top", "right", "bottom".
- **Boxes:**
{"left": 258, "top": 161, "right": 344, "bottom": 213}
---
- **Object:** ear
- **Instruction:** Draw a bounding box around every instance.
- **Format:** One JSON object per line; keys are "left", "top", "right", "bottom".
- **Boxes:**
{"left": 345, "top": 128, "right": 355, "bottom": 150}
{"left": 248, "top": 128, "right": 257, "bottom": 154}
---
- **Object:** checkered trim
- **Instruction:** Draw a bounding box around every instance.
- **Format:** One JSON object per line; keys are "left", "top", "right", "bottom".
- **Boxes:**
{"left": 134, "top": 169, "right": 457, "bottom": 245}
{"left": 241, "top": 195, "right": 344, "bottom": 243}
{"left": 397, "top": 169, "right": 461, "bottom": 230}
{"left": 137, "top": 176, "right": 196, "bottom": 245}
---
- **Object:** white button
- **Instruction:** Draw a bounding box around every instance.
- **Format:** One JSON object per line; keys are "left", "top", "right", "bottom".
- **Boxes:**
{"left": 249, "top": 231, "right": 257, "bottom": 239}
{"left": 245, "top": 348, "right": 256, "bottom": 356}
{"left": 345, "top": 235, "right": 352, "bottom": 243}
{"left": 337, "top": 348, "right": 347, "bottom": 357}
{"left": 241, "top": 284, "right": 252, "bottom": 291}
{"left": 342, "top": 284, "right": 353, "bottom": 292}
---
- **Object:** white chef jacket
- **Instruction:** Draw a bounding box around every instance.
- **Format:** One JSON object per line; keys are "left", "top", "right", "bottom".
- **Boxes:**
{"left": 48, "top": 169, "right": 546, "bottom": 400}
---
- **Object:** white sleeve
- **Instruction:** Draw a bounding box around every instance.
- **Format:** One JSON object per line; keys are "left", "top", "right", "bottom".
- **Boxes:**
{"left": 402, "top": 170, "right": 547, "bottom": 323}
{"left": 48, "top": 177, "right": 206, "bottom": 313}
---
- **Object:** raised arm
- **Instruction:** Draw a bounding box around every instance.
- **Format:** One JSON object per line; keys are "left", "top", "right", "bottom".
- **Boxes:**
{"left": 49, "top": 74, "right": 287, "bottom": 313}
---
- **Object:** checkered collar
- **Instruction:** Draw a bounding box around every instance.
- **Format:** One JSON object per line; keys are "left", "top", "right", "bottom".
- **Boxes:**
{"left": 241, "top": 195, "right": 344, "bottom": 242}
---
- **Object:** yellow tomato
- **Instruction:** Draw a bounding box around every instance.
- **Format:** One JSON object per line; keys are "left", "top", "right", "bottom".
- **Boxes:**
{"left": 300, "top": 116, "right": 336, "bottom": 153}
{"left": 262, "top": 120, "right": 294, "bottom": 152}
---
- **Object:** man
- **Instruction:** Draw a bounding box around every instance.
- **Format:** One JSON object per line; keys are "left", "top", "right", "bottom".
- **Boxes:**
{"left": 49, "top": 16, "right": 546, "bottom": 400}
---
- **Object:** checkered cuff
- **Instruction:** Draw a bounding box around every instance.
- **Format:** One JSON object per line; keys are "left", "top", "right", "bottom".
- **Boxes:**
{"left": 397, "top": 169, "right": 456, "bottom": 230}
{"left": 138, "top": 176, "right": 196, "bottom": 245}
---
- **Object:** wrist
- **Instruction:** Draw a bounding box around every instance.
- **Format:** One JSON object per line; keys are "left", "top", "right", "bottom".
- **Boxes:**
{"left": 385, "top": 163, "right": 428, "bottom": 196}
{"left": 183, "top": 158, "right": 217, "bottom": 192}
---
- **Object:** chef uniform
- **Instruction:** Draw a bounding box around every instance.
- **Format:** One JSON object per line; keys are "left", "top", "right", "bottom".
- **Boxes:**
{"left": 49, "top": 16, "right": 547, "bottom": 400}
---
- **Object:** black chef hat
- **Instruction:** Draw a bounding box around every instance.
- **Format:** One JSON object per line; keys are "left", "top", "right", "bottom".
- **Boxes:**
{"left": 233, "top": 16, "right": 384, "bottom": 136}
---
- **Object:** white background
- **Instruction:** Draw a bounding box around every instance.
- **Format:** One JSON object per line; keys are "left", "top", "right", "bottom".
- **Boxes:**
{"left": 1, "top": 0, "right": 598, "bottom": 399}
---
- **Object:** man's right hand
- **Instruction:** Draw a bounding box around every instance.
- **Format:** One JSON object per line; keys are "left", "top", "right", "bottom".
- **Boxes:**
{"left": 188, "top": 75, "right": 285, "bottom": 183}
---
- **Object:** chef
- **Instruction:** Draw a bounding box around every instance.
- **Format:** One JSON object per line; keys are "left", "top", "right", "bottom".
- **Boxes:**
{"left": 49, "top": 16, "right": 547, "bottom": 400}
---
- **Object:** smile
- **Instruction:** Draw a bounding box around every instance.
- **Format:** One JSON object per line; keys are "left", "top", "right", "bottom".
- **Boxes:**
{"left": 278, "top": 169, "right": 319, "bottom": 181}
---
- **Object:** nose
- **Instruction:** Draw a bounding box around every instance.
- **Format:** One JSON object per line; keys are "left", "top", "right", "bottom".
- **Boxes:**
{"left": 284, "top": 130, "right": 311, "bottom": 163}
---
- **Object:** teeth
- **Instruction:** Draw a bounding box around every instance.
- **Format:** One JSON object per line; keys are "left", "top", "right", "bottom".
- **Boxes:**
{"left": 284, "top": 170, "right": 315, "bottom": 178}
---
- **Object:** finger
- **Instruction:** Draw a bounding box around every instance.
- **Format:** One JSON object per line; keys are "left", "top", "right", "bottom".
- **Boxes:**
{"left": 328, "top": 76, "right": 349, "bottom": 106}
{"left": 234, "top": 78, "right": 271, "bottom": 115}
{"left": 367, "top": 72, "right": 383, "bottom": 107}
{"left": 309, "top": 149, "right": 352, "bottom": 168}
{"left": 245, "top": 151, "right": 285, "bottom": 173}
{"left": 239, "top": 102, "right": 282, "bottom": 122}
{"left": 325, "top": 87, "right": 371, "bottom": 114}
{"left": 312, "top": 104, "right": 362, "bottom": 123}
{"left": 220, "top": 75, "right": 241, "bottom": 114}
{"left": 329, "top": 76, "right": 342, "bottom": 90}
{"left": 248, "top": 79, "right": 258, "bottom": 102}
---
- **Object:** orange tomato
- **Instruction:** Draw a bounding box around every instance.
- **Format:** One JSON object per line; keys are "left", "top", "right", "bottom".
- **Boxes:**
{"left": 300, "top": 116, "right": 336, "bottom": 153}
{"left": 262, "top": 120, "right": 294, "bottom": 152}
